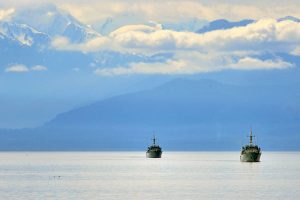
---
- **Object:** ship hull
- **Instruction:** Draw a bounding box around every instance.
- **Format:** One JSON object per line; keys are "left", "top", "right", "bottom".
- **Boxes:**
{"left": 240, "top": 152, "right": 261, "bottom": 162}
{"left": 146, "top": 151, "right": 162, "bottom": 158}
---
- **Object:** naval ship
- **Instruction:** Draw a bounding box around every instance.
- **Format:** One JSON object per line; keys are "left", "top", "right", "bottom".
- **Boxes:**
{"left": 146, "top": 135, "right": 162, "bottom": 158}
{"left": 240, "top": 129, "right": 261, "bottom": 162}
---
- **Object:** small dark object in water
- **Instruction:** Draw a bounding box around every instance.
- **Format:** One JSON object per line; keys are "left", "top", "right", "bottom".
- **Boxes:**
{"left": 146, "top": 135, "right": 162, "bottom": 158}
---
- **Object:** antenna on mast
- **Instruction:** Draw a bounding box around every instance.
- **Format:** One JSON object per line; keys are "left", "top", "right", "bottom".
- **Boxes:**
{"left": 248, "top": 128, "right": 255, "bottom": 145}
{"left": 250, "top": 128, "right": 253, "bottom": 145}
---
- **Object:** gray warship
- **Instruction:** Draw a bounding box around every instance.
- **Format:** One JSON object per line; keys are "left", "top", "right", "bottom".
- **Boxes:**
{"left": 240, "top": 129, "right": 261, "bottom": 162}
{"left": 146, "top": 135, "right": 162, "bottom": 158}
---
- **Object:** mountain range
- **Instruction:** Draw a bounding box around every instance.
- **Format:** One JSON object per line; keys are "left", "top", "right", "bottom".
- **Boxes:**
{"left": 196, "top": 19, "right": 254, "bottom": 33}
{"left": 1, "top": 78, "right": 299, "bottom": 151}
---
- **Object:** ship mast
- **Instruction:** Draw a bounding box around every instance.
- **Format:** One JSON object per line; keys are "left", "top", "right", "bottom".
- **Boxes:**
{"left": 249, "top": 129, "right": 255, "bottom": 145}
{"left": 153, "top": 134, "right": 156, "bottom": 145}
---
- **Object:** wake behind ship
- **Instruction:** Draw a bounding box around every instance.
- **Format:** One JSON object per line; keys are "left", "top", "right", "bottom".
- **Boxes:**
{"left": 240, "top": 129, "right": 261, "bottom": 162}
{"left": 146, "top": 135, "right": 162, "bottom": 158}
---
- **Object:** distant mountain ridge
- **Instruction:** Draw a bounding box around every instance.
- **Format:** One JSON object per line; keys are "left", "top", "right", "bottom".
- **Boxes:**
{"left": 0, "top": 78, "right": 299, "bottom": 151}
{"left": 0, "top": 21, "right": 50, "bottom": 48}
{"left": 197, "top": 19, "right": 255, "bottom": 33}
{"left": 47, "top": 78, "right": 300, "bottom": 128}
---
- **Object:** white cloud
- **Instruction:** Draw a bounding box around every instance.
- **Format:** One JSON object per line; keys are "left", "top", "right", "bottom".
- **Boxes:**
{"left": 94, "top": 51, "right": 222, "bottom": 76}
{"left": 5, "top": 64, "right": 29, "bottom": 73}
{"left": 291, "top": 47, "right": 300, "bottom": 56}
{"left": 94, "top": 60, "right": 192, "bottom": 76}
{"left": 51, "top": 36, "right": 110, "bottom": 52}
{"left": 109, "top": 19, "right": 300, "bottom": 53}
{"left": 5, "top": 64, "right": 48, "bottom": 73}
{"left": 59, "top": 1, "right": 216, "bottom": 24}
{"left": 58, "top": 0, "right": 300, "bottom": 25}
{"left": 31, "top": 65, "right": 47, "bottom": 71}
{"left": 229, "top": 57, "right": 294, "bottom": 70}
{"left": 0, "top": 8, "right": 15, "bottom": 21}
{"left": 51, "top": 37, "right": 69, "bottom": 48}
{"left": 3, "top": 1, "right": 300, "bottom": 26}
{"left": 109, "top": 24, "right": 162, "bottom": 37}
{"left": 52, "top": 19, "right": 300, "bottom": 54}
{"left": 94, "top": 51, "right": 294, "bottom": 76}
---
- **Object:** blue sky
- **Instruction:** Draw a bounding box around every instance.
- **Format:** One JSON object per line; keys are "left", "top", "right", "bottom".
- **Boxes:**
{"left": 0, "top": 0, "right": 300, "bottom": 128}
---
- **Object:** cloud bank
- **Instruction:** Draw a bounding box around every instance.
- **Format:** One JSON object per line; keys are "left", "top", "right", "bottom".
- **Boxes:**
{"left": 58, "top": 0, "right": 300, "bottom": 24}
{"left": 94, "top": 54, "right": 294, "bottom": 76}
{"left": 52, "top": 19, "right": 298, "bottom": 75}
{"left": 52, "top": 18, "right": 300, "bottom": 54}
{"left": 0, "top": 8, "right": 14, "bottom": 20}
{"left": 108, "top": 19, "right": 300, "bottom": 53}
{"left": 2, "top": 0, "right": 300, "bottom": 22}
{"left": 5, "top": 64, "right": 48, "bottom": 73}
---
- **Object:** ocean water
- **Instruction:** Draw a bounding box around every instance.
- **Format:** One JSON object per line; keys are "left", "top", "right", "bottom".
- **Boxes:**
{"left": 0, "top": 152, "right": 299, "bottom": 200}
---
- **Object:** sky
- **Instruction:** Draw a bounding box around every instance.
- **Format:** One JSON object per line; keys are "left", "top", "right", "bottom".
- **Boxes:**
{"left": 2, "top": 0, "right": 300, "bottom": 22}
{"left": 0, "top": 0, "right": 300, "bottom": 128}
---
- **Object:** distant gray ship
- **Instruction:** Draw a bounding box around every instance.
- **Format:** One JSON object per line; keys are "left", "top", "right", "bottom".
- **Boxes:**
{"left": 240, "top": 129, "right": 261, "bottom": 162}
{"left": 146, "top": 135, "right": 162, "bottom": 158}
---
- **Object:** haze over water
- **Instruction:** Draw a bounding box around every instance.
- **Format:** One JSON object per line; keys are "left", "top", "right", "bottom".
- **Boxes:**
{"left": 0, "top": 152, "right": 299, "bottom": 200}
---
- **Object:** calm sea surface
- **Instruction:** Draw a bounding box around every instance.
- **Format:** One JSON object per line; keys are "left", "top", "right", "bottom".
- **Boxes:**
{"left": 0, "top": 152, "right": 299, "bottom": 200}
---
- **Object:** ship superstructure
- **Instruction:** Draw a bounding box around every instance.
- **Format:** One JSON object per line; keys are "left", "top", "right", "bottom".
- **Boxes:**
{"left": 146, "top": 135, "right": 162, "bottom": 158}
{"left": 240, "top": 129, "right": 261, "bottom": 162}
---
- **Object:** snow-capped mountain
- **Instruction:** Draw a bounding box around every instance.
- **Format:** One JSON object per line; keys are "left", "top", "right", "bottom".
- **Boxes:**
{"left": 0, "top": 4, "right": 172, "bottom": 73}
{"left": 0, "top": 21, "right": 50, "bottom": 48}
{"left": 13, "top": 4, "right": 101, "bottom": 43}
{"left": 197, "top": 19, "right": 255, "bottom": 33}
{"left": 196, "top": 16, "right": 300, "bottom": 34}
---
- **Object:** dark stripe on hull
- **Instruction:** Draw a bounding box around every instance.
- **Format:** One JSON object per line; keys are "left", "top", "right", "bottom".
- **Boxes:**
{"left": 146, "top": 151, "right": 162, "bottom": 158}
{"left": 240, "top": 152, "right": 261, "bottom": 162}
